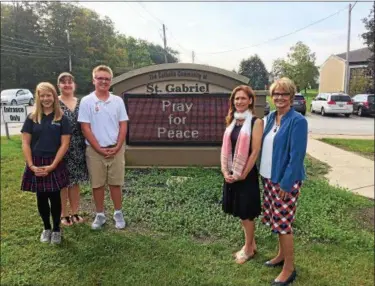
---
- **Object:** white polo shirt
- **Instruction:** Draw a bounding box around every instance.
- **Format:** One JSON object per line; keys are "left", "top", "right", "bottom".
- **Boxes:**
{"left": 78, "top": 92, "right": 129, "bottom": 147}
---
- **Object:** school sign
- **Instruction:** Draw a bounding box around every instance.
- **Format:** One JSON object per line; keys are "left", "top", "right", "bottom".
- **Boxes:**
{"left": 111, "top": 63, "right": 267, "bottom": 167}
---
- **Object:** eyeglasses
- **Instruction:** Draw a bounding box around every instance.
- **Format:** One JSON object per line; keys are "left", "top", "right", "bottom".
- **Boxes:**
{"left": 272, "top": 92, "right": 290, "bottom": 97}
{"left": 95, "top": 77, "right": 111, "bottom": 82}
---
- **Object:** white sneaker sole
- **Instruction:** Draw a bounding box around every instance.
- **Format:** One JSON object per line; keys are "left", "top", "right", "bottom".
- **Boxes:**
{"left": 91, "top": 220, "right": 106, "bottom": 230}
{"left": 115, "top": 223, "right": 126, "bottom": 229}
{"left": 113, "top": 217, "right": 126, "bottom": 229}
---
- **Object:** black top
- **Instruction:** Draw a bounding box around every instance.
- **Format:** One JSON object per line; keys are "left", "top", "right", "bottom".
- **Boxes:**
{"left": 21, "top": 113, "right": 72, "bottom": 157}
{"left": 230, "top": 125, "right": 243, "bottom": 154}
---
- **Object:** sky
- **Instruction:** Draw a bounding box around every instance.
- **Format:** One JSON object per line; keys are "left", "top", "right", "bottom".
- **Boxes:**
{"left": 78, "top": 0, "right": 373, "bottom": 72}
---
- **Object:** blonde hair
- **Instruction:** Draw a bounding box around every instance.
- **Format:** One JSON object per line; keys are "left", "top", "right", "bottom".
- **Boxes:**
{"left": 30, "top": 82, "right": 63, "bottom": 123}
{"left": 269, "top": 77, "right": 297, "bottom": 103}
{"left": 225, "top": 85, "right": 256, "bottom": 126}
{"left": 92, "top": 65, "right": 113, "bottom": 79}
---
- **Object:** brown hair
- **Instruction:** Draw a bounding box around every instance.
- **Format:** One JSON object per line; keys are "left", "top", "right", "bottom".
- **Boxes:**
{"left": 269, "top": 77, "right": 297, "bottom": 103}
{"left": 225, "top": 85, "right": 256, "bottom": 126}
{"left": 30, "top": 82, "right": 63, "bottom": 123}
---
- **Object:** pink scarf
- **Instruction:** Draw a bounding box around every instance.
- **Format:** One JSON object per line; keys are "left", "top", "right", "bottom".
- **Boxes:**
{"left": 221, "top": 110, "right": 253, "bottom": 180}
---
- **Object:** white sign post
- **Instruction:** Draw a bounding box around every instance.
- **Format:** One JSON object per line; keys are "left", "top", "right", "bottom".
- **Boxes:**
{"left": 1, "top": 105, "right": 27, "bottom": 139}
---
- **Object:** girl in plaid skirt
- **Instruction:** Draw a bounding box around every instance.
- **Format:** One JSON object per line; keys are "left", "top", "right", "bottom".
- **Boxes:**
{"left": 20, "top": 82, "right": 72, "bottom": 244}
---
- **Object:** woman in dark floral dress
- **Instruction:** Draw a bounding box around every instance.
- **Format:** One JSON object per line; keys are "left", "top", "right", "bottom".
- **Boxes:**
{"left": 57, "top": 72, "right": 89, "bottom": 226}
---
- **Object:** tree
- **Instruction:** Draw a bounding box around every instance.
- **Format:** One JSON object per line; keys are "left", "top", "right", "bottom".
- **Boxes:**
{"left": 1, "top": 2, "right": 48, "bottom": 89}
{"left": 349, "top": 68, "right": 372, "bottom": 96}
{"left": 361, "top": 2, "right": 374, "bottom": 93}
{"left": 1, "top": 1, "right": 180, "bottom": 94}
{"left": 238, "top": 54, "right": 269, "bottom": 90}
{"left": 271, "top": 41, "right": 319, "bottom": 93}
{"left": 147, "top": 43, "right": 179, "bottom": 64}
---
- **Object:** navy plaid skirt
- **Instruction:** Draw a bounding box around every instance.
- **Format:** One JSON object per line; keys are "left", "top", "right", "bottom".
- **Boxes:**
{"left": 261, "top": 177, "right": 302, "bottom": 234}
{"left": 21, "top": 156, "right": 69, "bottom": 193}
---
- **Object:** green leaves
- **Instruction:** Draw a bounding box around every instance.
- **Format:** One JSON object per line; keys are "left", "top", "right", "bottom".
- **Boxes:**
{"left": 1, "top": 1, "right": 179, "bottom": 94}
{"left": 238, "top": 54, "right": 269, "bottom": 90}
{"left": 271, "top": 41, "right": 319, "bottom": 92}
{"left": 361, "top": 3, "right": 374, "bottom": 93}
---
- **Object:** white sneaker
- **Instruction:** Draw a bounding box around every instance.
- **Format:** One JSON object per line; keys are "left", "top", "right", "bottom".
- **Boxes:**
{"left": 113, "top": 211, "right": 126, "bottom": 229}
{"left": 51, "top": 231, "right": 62, "bottom": 244}
{"left": 40, "top": 229, "right": 52, "bottom": 243}
{"left": 91, "top": 213, "right": 106, "bottom": 230}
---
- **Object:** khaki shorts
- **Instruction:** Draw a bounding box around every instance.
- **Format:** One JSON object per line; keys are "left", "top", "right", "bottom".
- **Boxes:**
{"left": 86, "top": 145, "right": 125, "bottom": 188}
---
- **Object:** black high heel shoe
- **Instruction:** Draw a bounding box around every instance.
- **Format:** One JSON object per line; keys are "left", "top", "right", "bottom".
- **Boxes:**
{"left": 271, "top": 269, "right": 297, "bottom": 285}
{"left": 264, "top": 259, "right": 284, "bottom": 267}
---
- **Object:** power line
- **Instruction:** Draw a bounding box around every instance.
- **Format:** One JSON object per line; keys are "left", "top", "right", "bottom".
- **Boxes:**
{"left": 0, "top": 48, "right": 66, "bottom": 57}
{"left": 1, "top": 51, "right": 67, "bottom": 59}
{"left": 351, "top": 1, "right": 358, "bottom": 11}
{"left": 165, "top": 27, "right": 191, "bottom": 53}
{"left": 197, "top": 5, "right": 348, "bottom": 55}
{"left": 0, "top": 44, "right": 67, "bottom": 55}
{"left": 1, "top": 35, "right": 66, "bottom": 50}
{"left": 136, "top": 2, "right": 164, "bottom": 25}
{"left": 132, "top": 2, "right": 193, "bottom": 57}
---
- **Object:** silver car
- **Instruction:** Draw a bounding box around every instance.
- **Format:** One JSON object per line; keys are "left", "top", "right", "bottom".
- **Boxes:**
{"left": 0, "top": 89, "right": 34, "bottom": 106}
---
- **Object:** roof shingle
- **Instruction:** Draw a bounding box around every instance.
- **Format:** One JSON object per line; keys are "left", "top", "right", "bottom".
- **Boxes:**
{"left": 335, "top": 47, "right": 372, "bottom": 64}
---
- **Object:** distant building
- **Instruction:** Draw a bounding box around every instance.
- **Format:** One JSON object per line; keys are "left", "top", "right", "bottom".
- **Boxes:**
{"left": 318, "top": 47, "right": 371, "bottom": 93}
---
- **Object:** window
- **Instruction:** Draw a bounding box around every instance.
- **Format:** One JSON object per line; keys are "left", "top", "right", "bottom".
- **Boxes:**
{"left": 294, "top": 95, "right": 305, "bottom": 100}
{"left": 368, "top": 95, "right": 374, "bottom": 103}
{"left": 331, "top": 95, "right": 351, "bottom": 102}
{"left": 16, "top": 90, "right": 24, "bottom": 96}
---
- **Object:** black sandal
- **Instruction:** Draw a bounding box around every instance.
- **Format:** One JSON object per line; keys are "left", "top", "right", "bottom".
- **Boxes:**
{"left": 71, "top": 214, "right": 84, "bottom": 223}
{"left": 61, "top": 216, "right": 73, "bottom": 226}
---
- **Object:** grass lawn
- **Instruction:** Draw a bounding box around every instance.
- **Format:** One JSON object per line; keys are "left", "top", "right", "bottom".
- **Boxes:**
{"left": 267, "top": 89, "right": 318, "bottom": 113}
{"left": 1, "top": 136, "right": 374, "bottom": 285}
{"left": 319, "top": 138, "right": 374, "bottom": 161}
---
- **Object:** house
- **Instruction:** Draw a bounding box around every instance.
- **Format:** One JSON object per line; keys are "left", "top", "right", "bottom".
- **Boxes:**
{"left": 318, "top": 47, "right": 371, "bottom": 93}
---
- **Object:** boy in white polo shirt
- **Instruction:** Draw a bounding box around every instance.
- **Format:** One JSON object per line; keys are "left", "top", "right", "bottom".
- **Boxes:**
{"left": 78, "top": 65, "right": 128, "bottom": 230}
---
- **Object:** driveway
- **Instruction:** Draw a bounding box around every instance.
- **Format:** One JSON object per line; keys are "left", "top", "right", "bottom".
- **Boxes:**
{"left": 306, "top": 113, "right": 374, "bottom": 136}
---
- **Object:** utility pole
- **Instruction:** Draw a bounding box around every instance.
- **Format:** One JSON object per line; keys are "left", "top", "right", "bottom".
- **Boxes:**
{"left": 192, "top": 51, "right": 195, "bottom": 63}
{"left": 345, "top": 3, "right": 354, "bottom": 94}
{"left": 65, "top": 29, "right": 72, "bottom": 72}
{"left": 162, "top": 24, "right": 168, "bottom": 63}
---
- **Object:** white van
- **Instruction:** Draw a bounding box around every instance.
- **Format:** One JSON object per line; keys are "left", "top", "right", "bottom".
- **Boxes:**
{"left": 310, "top": 93, "right": 353, "bottom": 117}
{"left": 0, "top": 89, "right": 34, "bottom": 106}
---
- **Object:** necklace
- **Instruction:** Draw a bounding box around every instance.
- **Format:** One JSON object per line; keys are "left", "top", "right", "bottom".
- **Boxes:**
{"left": 235, "top": 120, "right": 244, "bottom": 126}
{"left": 273, "top": 123, "right": 280, "bottom": 133}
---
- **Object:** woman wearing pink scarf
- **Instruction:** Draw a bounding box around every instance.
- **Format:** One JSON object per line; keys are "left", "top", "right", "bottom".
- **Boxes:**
{"left": 221, "top": 85, "right": 263, "bottom": 264}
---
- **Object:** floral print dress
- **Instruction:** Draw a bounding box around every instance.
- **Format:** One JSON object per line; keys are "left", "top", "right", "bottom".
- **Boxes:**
{"left": 59, "top": 98, "right": 89, "bottom": 187}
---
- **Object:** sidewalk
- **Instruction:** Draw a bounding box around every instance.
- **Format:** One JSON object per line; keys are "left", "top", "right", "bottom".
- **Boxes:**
{"left": 307, "top": 136, "right": 374, "bottom": 199}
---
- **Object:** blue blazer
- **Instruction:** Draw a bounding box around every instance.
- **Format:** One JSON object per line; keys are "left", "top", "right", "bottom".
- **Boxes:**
{"left": 261, "top": 108, "right": 308, "bottom": 192}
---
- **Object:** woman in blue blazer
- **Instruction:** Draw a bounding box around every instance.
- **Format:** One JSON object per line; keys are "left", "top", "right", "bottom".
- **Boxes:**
{"left": 259, "top": 77, "right": 308, "bottom": 286}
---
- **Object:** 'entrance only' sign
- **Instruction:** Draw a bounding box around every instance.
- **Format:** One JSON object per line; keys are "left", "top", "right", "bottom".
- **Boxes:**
{"left": 2, "top": 106, "right": 27, "bottom": 123}
{"left": 1, "top": 105, "right": 27, "bottom": 139}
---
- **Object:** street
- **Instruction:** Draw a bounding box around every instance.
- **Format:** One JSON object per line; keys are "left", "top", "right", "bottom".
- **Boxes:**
{"left": 306, "top": 113, "right": 374, "bottom": 136}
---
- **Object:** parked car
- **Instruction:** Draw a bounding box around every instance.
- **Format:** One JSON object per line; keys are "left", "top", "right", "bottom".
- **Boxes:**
{"left": 292, "top": 93, "right": 306, "bottom": 115}
{"left": 0, "top": 89, "right": 34, "bottom": 106}
{"left": 310, "top": 93, "right": 353, "bottom": 117}
{"left": 352, "top": 93, "right": 375, "bottom": 116}
{"left": 264, "top": 101, "right": 270, "bottom": 116}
